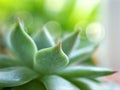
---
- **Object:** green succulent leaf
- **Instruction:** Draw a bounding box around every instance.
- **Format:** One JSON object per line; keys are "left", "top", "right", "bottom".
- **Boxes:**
{"left": 86, "top": 78, "right": 101, "bottom": 83}
{"left": 69, "top": 45, "right": 96, "bottom": 64}
{"left": 68, "top": 78, "right": 91, "bottom": 90}
{"left": 42, "top": 75, "right": 79, "bottom": 90}
{"left": 34, "top": 43, "right": 69, "bottom": 75}
{"left": 0, "top": 67, "right": 38, "bottom": 87}
{"left": 62, "top": 30, "right": 80, "bottom": 56}
{"left": 11, "top": 80, "right": 46, "bottom": 90}
{"left": 59, "top": 66, "right": 114, "bottom": 78}
{"left": 4, "top": 32, "right": 14, "bottom": 53}
{"left": 79, "top": 37, "right": 93, "bottom": 49}
{"left": 0, "top": 55, "right": 22, "bottom": 68}
{"left": 75, "top": 78, "right": 105, "bottom": 90}
{"left": 33, "top": 26, "right": 55, "bottom": 50}
{"left": 10, "top": 20, "right": 37, "bottom": 68}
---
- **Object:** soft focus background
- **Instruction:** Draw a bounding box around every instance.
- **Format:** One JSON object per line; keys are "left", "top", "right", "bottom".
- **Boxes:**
{"left": 0, "top": 0, "right": 120, "bottom": 72}
{"left": 0, "top": 0, "right": 100, "bottom": 33}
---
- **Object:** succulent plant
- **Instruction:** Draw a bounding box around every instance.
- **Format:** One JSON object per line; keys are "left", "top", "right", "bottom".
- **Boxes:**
{"left": 0, "top": 20, "right": 114, "bottom": 90}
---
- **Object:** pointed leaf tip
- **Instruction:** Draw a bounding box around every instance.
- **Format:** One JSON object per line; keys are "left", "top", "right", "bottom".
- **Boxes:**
{"left": 10, "top": 21, "right": 37, "bottom": 68}
{"left": 112, "top": 71, "right": 118, "bottom": 74}
{"left": 76, "top": 29, "right": 81, "bottom": 34}
{"left": 62, "top": 30, "right": 80, "bottom": 56}
{"left": 33, "top": 27, "right": 55, "bottom": 50}
{"left": 16, "top": 18, "right": 24, "bottom": 31}
{"left": 34, "top": 44, "right": 69, "bottom": 75}
{"left": 59, "top": 66, "right": 114, "bottom": 78}
{"left": 16, "top": 18, "right": 21, "bottom": 24}
{"left": 77, "top": 27, "right": 82, "bottom": 32}
{"left": 57, "top": 42, "right": 62, "bottom": 48}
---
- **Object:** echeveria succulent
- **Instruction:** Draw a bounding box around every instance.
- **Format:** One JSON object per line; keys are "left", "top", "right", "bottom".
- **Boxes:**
{"left": 0, "top": 20, "right": 114, "bottom": 90}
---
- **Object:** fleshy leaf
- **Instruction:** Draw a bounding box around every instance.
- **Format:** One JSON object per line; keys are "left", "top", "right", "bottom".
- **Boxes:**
{"left": 68, "top": 78, "right": 91, "bottom": 90}
{"left": 33, "top": 26, "right": 55, "bottom": 50}
{"left": 0, "top": 67, "right": 38, "bottom": 87}
{"left": 59, "top": 66, "right": 114, "bottom": 78}
{"left": 11, "top": 80, "right": 46, "bottom": 90}
{"left": 62, "top": 30, "right": 80, "bottom": 56}
{"left": 10, "top": 20, "right": 37, "bottom": 68}
{"left": 0, "top": 55, "right": 22, "bottom": 68}
{"left": 43, "top": 21, "right": 62, "bottom": 43}
{"left": 76, "top": 78, "right": 105, "bottom": 90}
{"left": 86, "top": 78, "right": 101, "bottom": 83}
{"left": 34, "top": 43, "right": 69, "bottom": 74}
{"left": 78, "top": 37, "right": 93, "bottom": 49}
{"left": 69, "top": 45, "right": 96, "bottom": 64}
{"left": 4, "top": 32, "right": 14, "bottom": 53}
{"left": 42, "top": 75, "right": 79, "bottom": 90}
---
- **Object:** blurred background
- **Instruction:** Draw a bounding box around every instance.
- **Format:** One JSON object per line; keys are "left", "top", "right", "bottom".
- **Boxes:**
{"left": 0, "top": 0, "right": 101, "bottom": 33}
{"left": 0, "top": 0, "right": 120, "bottom": 71}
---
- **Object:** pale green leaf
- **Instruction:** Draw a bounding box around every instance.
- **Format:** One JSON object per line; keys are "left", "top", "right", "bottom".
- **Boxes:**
{"left": 0, "top": 55, "right": 22, "bottom": 68}
{"left": 4, "top": 32, "right": 14, "bottom": 53}
{"left": 76, "top": 78, "right": 105, "bottom": 90}
{"left": 10, "top": 20, "right": 37, "bottom": 68}
{"left": 11, "top": 80, "right": 46, "bottom": 90}
{"left": 42, "top": 75, "right": 79, "bottom": 90}
{"left": 78, "top": 37, "right": 93, "bottom": 49}
{"left": 0, "top": 67, "right": 38, "bottom": 87}
{"left": 59, "top": 66, "right": 114, "bottom": 78}
{"left": 68, "top": 78, "right": 91, "bottom": 90}
{"left": 43, "top": 21, "right": 62, "bottom": 43}
{"left": 69, "top": 45, "right": 96, "bottom": 64}
{"left": 34, "top": 43, "right": 69, "bottom": 75}
{"left": 33, "top": 26, "right": 55, "bottom": 50}
{"left": 86, "top": 78, "right": 101, "bottom": 83}
{"left": 62, "top": 30, "right": 80, "bottom": 56}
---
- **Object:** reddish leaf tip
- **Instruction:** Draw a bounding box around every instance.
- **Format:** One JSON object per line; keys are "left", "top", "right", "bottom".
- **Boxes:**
{"left": 77, "top": 28, "right": 82, "bottom": 33}
{"left": 112, "top": 71, "right": 118, "bottom": 74}
{"left": 16, "top": 17, "right": 21, "bottom": 24}
{"left": 58, "top": 42, "right": 62, "bottom": 48}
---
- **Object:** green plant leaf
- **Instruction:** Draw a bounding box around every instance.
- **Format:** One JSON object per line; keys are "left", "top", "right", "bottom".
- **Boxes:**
{"left": 4, "top": 32, "right": 14, "bottom": 53}
{"left": 34, "top": 43, "right": 69, "bottom": 75}
{"left": 10, "top": 20, "right": 37, "bottom": 68}
{"left": 78, "top": 37, "right": 94, "bottom": 49}
{"left": 62, "top": 30, "right": 80, "bottom": 56}
{"left": 76, "top": 78, "right": 104, "bottom": 90}
{"left": 43, "top": 21, "right": 62, "bottom": 43}
{"left": 0, "top": 55, "right": 22, "bottom": 68}
{"left": 86, "top": 78, "right": 101, "bottom": 83}
{"left": 42, "top": 75, "right": 79, "bottom": 90}
{"left": 69, "top": 45, "right": 96, "bottom": 64}
{"left": 11, "top": 80, "right": 46, "bottom": 90}
{"left": 68, "top": 78, "right": 91, "bottom": 90}
{"left": 59, "top": 66, "right": 114, "bottom": 78}
{"left": 33, "top": 26, "right": 55, "bottom": 50}
{"left": 0, "top": 67, "right": 38, "bottom": 87}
